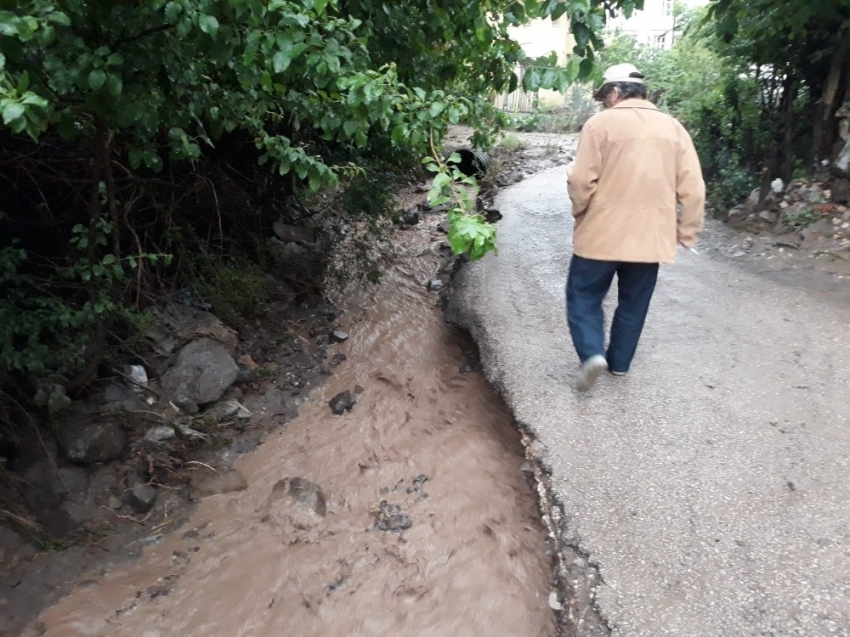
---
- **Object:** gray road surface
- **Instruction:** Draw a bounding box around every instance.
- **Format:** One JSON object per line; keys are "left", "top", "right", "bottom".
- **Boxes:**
{"left": 450, "top": 165, "right": 850, "bottom": 637}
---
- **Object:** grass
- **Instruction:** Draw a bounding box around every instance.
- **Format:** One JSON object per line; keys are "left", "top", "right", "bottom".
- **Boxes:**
{"left": 499, "top": 134, "right": 528, "bottom": 152}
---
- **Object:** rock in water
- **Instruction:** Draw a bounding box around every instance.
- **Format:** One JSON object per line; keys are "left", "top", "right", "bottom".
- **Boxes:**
{"left": 261, "top": 477, "right": 327, "bottom": 538}
{"left": 373, "top": 500, "right": 412, "bottom": 532}
{"left": 330, "top": 330, "right": 349, "bottom": 343}
{"left": 329, "top": 390, "right": 356, "bottom": 415}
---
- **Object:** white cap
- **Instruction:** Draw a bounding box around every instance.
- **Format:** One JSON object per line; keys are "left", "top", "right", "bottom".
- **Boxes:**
{"left": 593, "top": 63, "right": 645, "bottom": 98}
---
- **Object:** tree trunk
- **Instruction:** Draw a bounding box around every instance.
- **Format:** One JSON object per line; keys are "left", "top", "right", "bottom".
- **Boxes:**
{"left": 781, "top": 74, "right": 797, "bottom": 183}
{"left": 812, "top": 30, "right": 850, "bottom": 163}
{"left": 67, "top": 118, "right": 114, "bottom": 394}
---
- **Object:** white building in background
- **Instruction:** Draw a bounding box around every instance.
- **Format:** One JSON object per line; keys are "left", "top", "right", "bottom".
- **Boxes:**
{"left": 605, "top": 0, "right": 707, "bottom": 49}
{"left": 508, "top": 14, "right": 573, "bottom": 65}
{"left": 504, "top": 15, "right": 575, "bottom": 108}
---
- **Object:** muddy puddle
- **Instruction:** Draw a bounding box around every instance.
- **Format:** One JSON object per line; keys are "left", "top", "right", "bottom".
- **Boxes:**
{"left": 18, "top": 217, "right": 556, "bottom": 636}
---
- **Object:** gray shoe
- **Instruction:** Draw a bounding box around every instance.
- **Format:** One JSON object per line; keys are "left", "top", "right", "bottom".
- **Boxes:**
{"left": 576, "top": 355, "right": 608, "bottom": 392}
{"left": 610, "top": 370, "right": 628, "bottom": 377}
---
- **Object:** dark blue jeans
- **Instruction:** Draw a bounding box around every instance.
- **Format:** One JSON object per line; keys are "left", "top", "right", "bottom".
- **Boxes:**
{"left": 566, "top": 255, "right": 659, "bottom": 373}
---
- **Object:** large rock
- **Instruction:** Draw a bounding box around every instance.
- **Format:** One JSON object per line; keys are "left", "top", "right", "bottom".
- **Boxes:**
{"left": 147, "top": 305, "right": 239, "bottom": 357}
{"left": 744, "top": 188, "right": 761, "bottom": 213}
{"left": 58, "top": 421, "right": 127, "bottom": 464}
{"left": 161, "top": 338, "right": 239, "bottom": 413}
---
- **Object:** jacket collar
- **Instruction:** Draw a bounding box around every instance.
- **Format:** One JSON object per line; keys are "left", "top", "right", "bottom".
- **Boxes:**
{"left": 610, "top": 99, "right": 659, "bottom": 111}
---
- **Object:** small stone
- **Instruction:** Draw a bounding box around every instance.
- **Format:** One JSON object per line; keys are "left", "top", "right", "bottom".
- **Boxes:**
{"left": 373, "top": 500, "right": 412, "bottom": 532}
{"left": 107, "top": 495, "right": 123, "bottom": 510}
{"left": 329, "top": 390, "right": 356, "bottom": 415}
{"left": 842, "top": 222, "right": 849, "bottom": 229}
{"left": 779, "top": 201, "right": 789, "bottom": 209}
{"left": 428, "top": 280, "right": 444, "bottom": 291}
{"left": 833, "top": 217, "right": 841, "bottom": 225}
{"left": 398, "top": 210, "right": 420, "bottom": 226}
{"left": 330, "top": 330, "right": 349, "bottom": 343}
{"left": 732, "top": 251, "right": 746, "bottom": 258}
{"left": 758, "top": 210, "right": 777, "bottom": 223}
{"left": 126, "top": 484, "right": 157, "bottom": 514}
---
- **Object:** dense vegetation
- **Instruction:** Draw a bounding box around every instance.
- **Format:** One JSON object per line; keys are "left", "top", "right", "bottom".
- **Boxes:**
{"left": 0, "top": 0, "right": 643, "bottom": 420}
{"left": 521, "top": 0, "right": 850, "bottom": 211}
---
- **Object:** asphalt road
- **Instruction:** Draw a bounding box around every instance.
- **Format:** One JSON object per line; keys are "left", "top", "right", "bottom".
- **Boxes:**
{"left": 449, "top": 165, "right": 850, "bottom": 637}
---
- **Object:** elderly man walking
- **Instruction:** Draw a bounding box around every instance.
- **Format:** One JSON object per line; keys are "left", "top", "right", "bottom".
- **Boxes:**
{"left": 566, "top": 63, "right": 706, "bottom": 391}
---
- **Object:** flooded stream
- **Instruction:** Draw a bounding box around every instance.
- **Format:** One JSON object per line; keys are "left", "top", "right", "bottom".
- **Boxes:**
{"left": 20, "top": 222, "right": 556, "bottom": 636}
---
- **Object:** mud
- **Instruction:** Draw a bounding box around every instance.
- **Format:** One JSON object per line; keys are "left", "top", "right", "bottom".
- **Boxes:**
{"left": 10, "top": 196, "right": 556, "bottom": 636}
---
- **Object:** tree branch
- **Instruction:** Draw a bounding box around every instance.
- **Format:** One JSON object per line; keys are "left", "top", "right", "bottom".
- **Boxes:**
{"left": 113, "top": 23, "right": 174, "bottom": 49}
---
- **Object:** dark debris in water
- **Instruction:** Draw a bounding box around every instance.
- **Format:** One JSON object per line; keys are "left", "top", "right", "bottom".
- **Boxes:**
{"left": 407, "top": 474, "right": 428, "bottom": 494}
{"left": 372, "top": 500, "right": 413, "bottom": 533}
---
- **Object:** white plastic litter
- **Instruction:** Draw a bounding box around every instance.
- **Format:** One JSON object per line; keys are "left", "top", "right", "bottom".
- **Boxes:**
{"left": 127, "top": 364, "right": 148, "bottom": 393}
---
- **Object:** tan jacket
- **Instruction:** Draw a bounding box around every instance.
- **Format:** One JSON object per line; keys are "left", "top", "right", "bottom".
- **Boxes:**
{"left": 567, "top": 99, "right": 705, "bottom": 264}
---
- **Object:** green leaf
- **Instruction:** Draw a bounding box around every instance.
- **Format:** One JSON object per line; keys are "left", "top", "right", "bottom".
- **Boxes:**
{"left": 343, "top": 120, "right": 358, "bottom": 137}
{"left": 273, "top": 50, "right": 293, "bottom": 73}
{"left": 143, "top": 151, "right": 163, "bottom": 172}
{"left": 391, "top": 123, "right": 408, "bottom": 145}
{"left": 569, "top": 0, "right": 591, "bottom": 15}
{"left": 198, "top": 14, "right": 219, "bottom": 36}
{"left": 524, "top": 67, "right": 542, "bottom": 92}
{"left": 2, "top": 102, "right": 25, "bottom": 125}
{"left": 38, "top": 24, "right": 55, "bottom": 46}
{"left": 572, "top": 22, "right": 590, "bottom": 51}
{"left": 105, "top": 74, "right": 123, "bottom": 98}
{"left": 88, "top": 69, "right": 106, "bottom": 91}
{"left": 429, "top": 102, "right": 446, "bottom": 118}
{"left": 47, "top": 11, "right": 71, "bottom": 26}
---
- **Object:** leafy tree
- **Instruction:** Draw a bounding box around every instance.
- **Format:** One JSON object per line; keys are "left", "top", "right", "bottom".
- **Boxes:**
{"left": 707, "top": 0, "right": 850, "bottom": 170}
{"left": 0, "top": 0, "right": 646, "bottom": 410}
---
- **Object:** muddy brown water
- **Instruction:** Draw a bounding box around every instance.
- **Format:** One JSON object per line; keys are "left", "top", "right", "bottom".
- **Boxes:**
{"left": 19, "top": 226, "right": 556, "bottom": 636}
